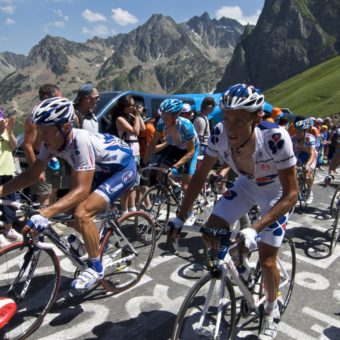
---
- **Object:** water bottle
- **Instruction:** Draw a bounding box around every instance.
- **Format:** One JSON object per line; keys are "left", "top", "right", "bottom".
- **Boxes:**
{"left": 68, "top": 233, "right": 86, "bottom": 257}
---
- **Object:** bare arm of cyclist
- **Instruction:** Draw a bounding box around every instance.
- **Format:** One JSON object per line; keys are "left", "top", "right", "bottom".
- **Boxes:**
{"left": 0, "top": 159, "right": 47, "bottom": 197}
{"left": 40, "top": 169, "right": 95, "bottom": 218}
{"left": 216, "top": 162, "right": 230, "bottom": 178}
{"left": 177, "top": 153, "right": 217, "bottom": 221}
{"left": 172, "top": 138, "right": 195, "bottom": 169}
{"left": 251, "top": 165, "right": 298, "bottom": 234}
{"left": 155, "top": 141, "right": 167, "bottom": 153}
{"left": 144, "top": 130, "right": 162, "bottom": 163}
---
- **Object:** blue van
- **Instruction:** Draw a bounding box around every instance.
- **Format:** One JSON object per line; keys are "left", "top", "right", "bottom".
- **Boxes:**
{"left": 94, "top": 90, "right": 224, "bottom": 131}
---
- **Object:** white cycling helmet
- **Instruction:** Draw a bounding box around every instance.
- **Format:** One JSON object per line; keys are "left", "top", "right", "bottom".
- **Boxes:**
{"left": 219, "top": 83, "right": 264, "bottom": 112}
{"left": 31, "top": 97, "right": 75, "bottom": 125}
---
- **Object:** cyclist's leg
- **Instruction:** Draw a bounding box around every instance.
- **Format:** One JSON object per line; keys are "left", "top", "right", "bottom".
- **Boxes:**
{"left": 258, "top": 243, "right": 280, "bottom": 307}
{"left": 257, "top": 211, "right": 289, "bottom": 339}
{"left": 72, "top": 160, "right": 137, "bottom": 290}
{"left": 325, "top": 149, "right": 340, "bottom": 184}
{"left": 182, "top": 145, "right": 199, "bottom": 192}
{"left": 203, "top": 176, "right": 254, "bottom": 248}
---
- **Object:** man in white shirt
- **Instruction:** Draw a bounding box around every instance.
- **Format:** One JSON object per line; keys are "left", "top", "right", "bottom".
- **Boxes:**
{"left": 193, "top": 96, "right": 215, "bottom": 155}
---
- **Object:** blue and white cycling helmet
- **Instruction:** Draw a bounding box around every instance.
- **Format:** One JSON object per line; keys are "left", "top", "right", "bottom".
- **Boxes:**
{"left": 31, "top": 97, "right": 75, "bottom": 125}
{"left": 47, "top": 157, "right": 61, "bottom": 172}
{"left": 219, "top": 83, "right": 264, "bottom": 112}
{"left": 159, "top": 98, "right": 183, "bottom": 114}
{"left": 294, "top": 117, "right": 314, "bottom": 130}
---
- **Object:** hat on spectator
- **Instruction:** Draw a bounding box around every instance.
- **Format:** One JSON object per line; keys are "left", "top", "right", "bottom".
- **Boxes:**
{"left": 182, "top": 103, "right": 192, "bottom": 113}
{"left": 271, "top": 107, "right": 282, "bottom": 119}
{"left": 201, "top": 96, "right": 216, "bottom": 110}
{"left": 74, "top": 83, "right": 94, "bottom": 104}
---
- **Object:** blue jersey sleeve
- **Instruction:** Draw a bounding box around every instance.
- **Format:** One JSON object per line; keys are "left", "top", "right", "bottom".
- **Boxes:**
{"left": 178, "top": 117, "right": 195, "bottom": 141}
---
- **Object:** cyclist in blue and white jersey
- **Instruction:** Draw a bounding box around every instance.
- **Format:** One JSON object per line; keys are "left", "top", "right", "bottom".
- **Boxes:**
{"left": 144, "top": 98, "right": 199, "bottom": 192}
{"left": 291, "top": 116, "right": 317, "bottom": 204}
{"left": 168, "top": 84, "right": 298, "bottom": 340}
{"left": 0, "top": 97, "right": 136, "bottom": 290}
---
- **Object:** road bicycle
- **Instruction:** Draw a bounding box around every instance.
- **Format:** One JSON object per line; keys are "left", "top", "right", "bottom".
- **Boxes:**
{"left": 0, "top": 198, "right": 156, "bottom": 340}
{"left": 171, "top": 226, "right": 296, "bottom": 339}
{"left": 296, "top": 166, "right": 309, "bottom": 208}
{"left": 330, "top": 184, "right": 340, "bottom": 218}
{"left": 329, "top": 186, "right": 340, "bottom": 254}
{"left": 138, "top": 166, "right": 214, "bottom": 238}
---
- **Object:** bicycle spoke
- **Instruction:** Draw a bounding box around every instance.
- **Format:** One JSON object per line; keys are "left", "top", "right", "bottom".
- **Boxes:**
{"left": 0, "top": 243, "right": 60, "bottom": 339}
{"left": 172, "top": 271, "right": 236, "bottom": 340}
{"left": 100, "top": 211, "right": 156, "bottom": 293}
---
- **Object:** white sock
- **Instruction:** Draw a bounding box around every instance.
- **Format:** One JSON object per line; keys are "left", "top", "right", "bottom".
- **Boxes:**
{"left": 128, "top": 207, "right": 137, "bottom": 212}
{"left": 121, "top": 210, "right": 128, "bottom": 216}
{"left": 265, "top": 300, "right": 279, "bottom": 317}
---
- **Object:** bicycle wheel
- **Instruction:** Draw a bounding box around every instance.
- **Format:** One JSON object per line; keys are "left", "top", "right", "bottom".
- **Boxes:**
{"left": 100, "top": 211, "right": 156, "bottom": 293}
{"left": 274, "top": 237, "right": 296, "bottom": 315}
{"left": 330, "top": 208, "right": 340, "bottom": 254}
{"left": 330, "top": 186, "right": 340, "bottom": 218}
{"left": 172, "top": 270, "right": 236, "bottom": 340}
{"left": 0, "top": 242, "right": 61, "bottom": 340}
{"left": 137, "top": 185, "right": 170, "bottom": 239}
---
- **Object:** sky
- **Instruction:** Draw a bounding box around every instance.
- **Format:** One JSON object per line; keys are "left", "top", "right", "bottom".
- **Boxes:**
{"left": 0, "top": 0, "right": 264, "bottom": 55}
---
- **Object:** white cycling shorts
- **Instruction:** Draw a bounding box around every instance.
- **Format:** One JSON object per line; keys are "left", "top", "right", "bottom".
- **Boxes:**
{"left": 212, "top": 175, "right": 289, "bottom": 248}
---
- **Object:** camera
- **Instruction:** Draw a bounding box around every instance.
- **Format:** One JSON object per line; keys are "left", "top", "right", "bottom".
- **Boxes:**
{"left": 134, "top": 104, "right": 147, "bottom": 113}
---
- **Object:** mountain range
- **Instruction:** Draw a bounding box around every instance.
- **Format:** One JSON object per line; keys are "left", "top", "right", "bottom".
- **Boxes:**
{"left": 1, "top": 0, "right": 340, "bottom": 120}
{"left": 0, "top": 12, "right": 244, "bottom": 117}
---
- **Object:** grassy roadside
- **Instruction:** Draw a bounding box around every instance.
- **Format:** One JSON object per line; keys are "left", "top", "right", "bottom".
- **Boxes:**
{"left": 265, "top": 55, "right": 340, "bottom": 118}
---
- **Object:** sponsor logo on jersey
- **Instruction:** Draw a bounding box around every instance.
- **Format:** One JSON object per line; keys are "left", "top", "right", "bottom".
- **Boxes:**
{"left": 266, "top": 215, "right": 287, "bottom": 236}
{"left": 255, "top": 174, "right": 278, "bottom": 186}
{"left": 260, "top": 163, "right": 270, "bottom": 171}
{"left": 122, "top": 170, "right": 134, "bottom": 184}
{"left": 103, "top": 183, "right": 124, "bottom": 195}
{"left": 210, "top": 126, "right": 221, "bottom": 145}
{"left": 268, "top": 133, "right": 285, "bottom": 154}
{"left": 222, "top": 189, "right": 237, "bottom": 200}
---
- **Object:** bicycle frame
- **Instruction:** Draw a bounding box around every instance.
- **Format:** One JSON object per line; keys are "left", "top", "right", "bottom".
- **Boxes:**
{"left": 187, "top": 229, "right": 291, "bottom": 338}
{"left": 3, "top": 203, "right": 141, "bottom": 302}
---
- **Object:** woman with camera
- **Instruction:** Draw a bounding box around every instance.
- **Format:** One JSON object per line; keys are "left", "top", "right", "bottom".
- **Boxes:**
{"left": 109, "top": 95, "right": 145, "bottom": 215}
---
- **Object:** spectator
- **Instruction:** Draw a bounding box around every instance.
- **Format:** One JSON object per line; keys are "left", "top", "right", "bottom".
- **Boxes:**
{"left": 318, "top": 125, "right": 329, "bottom": 167}
{"left": 194, "top": 96, "right": 215, "bottom": 155}
{"left": 277, "top": 115, "right": 289, "bottom": 129}
{"left": 109, "top": 95, "right": 145, "bottom": 215}
{"left": 0, "top": 110, "right": 22, "bottom": 248}
{"left": 181, "top": 103, "right": 194, "bottom": 121}
{"left": 73, "top": 83, "right": 99, "bottom": 133}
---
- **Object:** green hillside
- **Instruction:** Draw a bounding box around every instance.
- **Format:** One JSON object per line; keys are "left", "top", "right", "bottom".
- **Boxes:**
{"left": 265, "top": 55, "right": 340, "bottom": 118}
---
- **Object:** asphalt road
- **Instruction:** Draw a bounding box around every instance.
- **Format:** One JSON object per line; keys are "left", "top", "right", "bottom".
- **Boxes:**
{"left": 18, "top": 167, "right": 340, "bottom": 339}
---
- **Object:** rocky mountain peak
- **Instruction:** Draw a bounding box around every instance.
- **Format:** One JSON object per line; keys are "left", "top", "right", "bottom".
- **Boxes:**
{"left": 215, "top": 0, "right": 339, "bottom": 92}
{"left": 27, "top": 35, "right": 93, "bottom": 75}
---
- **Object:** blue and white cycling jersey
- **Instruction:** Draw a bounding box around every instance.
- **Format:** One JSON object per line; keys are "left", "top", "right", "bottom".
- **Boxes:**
{"left": 206, "top": 121, "right": 297, "bottom": 248}
{"left": 207, "top": 121, "right": 297, "bottom": 188}
{"left": 156, "top": 116, "right": 199, "bottom": 150}
{"left": 38, "top": 128, "right": 133, "bottom": 173}
{"left": 291, "top": 132, "right": 317, "bottom": 166}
